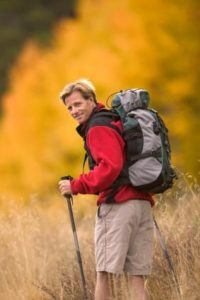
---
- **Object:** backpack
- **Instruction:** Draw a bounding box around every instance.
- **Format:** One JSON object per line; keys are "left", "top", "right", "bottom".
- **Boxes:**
{"left": 84, "top": 88, "right": 177, "bottom": 194}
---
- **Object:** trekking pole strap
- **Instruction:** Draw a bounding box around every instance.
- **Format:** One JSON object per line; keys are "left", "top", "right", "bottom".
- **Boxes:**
{"left": 83, "top": 153, "right": 88, "bottom": 174}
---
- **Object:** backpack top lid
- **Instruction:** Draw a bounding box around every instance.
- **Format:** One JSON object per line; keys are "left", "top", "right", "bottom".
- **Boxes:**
{"left": 111, "top": 88, "right": 150, "bottom": 113}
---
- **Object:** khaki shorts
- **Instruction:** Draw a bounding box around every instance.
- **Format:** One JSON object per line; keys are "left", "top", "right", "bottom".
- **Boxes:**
{"left": 95, "top": 200, "right": 154, "bottom": 275}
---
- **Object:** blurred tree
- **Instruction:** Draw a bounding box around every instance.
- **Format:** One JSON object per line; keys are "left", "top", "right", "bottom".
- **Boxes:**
{"left": 0, "top": 0, "right": 199, "bottom": 199}
{"left": 0, "top": 0, "right": 78, "bottom": 109}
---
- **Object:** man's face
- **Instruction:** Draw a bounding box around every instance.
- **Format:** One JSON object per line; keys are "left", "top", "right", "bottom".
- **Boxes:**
{"left": 64, "top": 91, "right": 96, "bottom": 124}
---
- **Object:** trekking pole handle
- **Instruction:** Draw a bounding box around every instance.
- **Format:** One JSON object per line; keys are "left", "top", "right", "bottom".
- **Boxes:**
{"left": 60, "top": 175, "right": 73, "bottom": 181}
{"left": 60, "top": 175, "right": 73, "bottom": 199}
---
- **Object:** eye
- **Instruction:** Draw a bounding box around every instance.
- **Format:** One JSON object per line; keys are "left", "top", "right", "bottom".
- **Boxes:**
{"left": 67, "top": 106, "right": 72, "bottom": 112}
{"left": 74, "top": 102, "right": 81, "bottom": 107}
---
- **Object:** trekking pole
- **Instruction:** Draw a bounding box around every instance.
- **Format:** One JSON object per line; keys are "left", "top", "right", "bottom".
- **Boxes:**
{"left": 153, "top": 217, "right": 182, "bottom": 299}
{"left": 61, "top": 176, "right": 88, "bottom": 300}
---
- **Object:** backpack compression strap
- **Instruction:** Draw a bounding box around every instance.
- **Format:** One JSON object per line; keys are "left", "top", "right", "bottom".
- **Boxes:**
{"left": 129, "top": 147, "right": 162, "bottom": 163}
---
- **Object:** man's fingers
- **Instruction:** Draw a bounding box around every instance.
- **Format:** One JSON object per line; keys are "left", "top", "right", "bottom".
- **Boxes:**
{"left": 58, "top": 179, "right": 72, "bottom": 196}
{"left": 58, "top": 180, "right": 66, "bottom": 186}
{"left": 60, "top": 187, "right": 69, "bottom": 195}
{"left": 60, "top": 186, "right": 68, "bottom": 192}
{"left": 59, "top": 182, "right": 71, "bottom": 194}
{"left": 59, "top": 180, "right": 69, "bottom": 189}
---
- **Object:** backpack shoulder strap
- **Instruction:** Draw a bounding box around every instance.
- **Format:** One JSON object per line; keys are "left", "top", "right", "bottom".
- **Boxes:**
{"left": 82, "top": 109, "right": 121, "bottom": 173}
{"left": 86, "top": 109, "right": 121, "bottom": 136}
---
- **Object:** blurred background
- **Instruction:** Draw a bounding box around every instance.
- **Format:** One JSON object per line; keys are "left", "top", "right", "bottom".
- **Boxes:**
{"left": 0, "top": 0, "right": 199, "bottom": 200}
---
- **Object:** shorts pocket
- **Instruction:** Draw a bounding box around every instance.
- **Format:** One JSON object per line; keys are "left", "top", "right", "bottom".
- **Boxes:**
{"left": 97, "top": 204, "right": 114, "bottom": 219}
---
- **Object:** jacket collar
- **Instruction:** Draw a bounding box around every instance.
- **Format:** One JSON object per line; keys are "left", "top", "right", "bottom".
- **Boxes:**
{"left": 76, "top": 103, "right": 105, "bottom": 138}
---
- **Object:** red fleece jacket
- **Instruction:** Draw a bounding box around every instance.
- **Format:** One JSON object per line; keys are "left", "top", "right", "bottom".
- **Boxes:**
{"left": 70, "top": 105, "right": 154, "bottom": 206}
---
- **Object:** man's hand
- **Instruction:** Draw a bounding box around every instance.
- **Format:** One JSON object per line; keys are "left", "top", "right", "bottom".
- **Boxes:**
{"left": 58, "top": 179, "right": 72, "bottom": 196}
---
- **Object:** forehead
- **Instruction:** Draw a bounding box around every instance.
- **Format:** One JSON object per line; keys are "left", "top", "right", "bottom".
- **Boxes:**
{"left": 64, "top": 91, "right": 85, "bottom": 106}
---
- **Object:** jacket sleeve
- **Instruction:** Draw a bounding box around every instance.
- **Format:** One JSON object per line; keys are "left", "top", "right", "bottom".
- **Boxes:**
{"left": 70, "top": 125, "right": 125, "bottom": 195}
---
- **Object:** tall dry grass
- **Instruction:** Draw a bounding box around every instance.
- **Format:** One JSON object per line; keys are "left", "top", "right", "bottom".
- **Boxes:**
{"left": 0, "top": 175, "right": 199, "bottom": 300}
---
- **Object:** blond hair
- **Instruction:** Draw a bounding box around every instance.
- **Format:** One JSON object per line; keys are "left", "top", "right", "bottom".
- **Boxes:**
{"left": 60, "top": 79, "right": 97, "bottom": 104}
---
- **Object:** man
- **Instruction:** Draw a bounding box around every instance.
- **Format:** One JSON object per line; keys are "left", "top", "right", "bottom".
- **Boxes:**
{"left": 58, "top": 79, "right": 154, "bottom": 300}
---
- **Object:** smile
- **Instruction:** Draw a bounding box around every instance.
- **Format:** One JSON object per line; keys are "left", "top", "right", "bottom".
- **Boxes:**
{"left": 75, "top": 115, "right": 83, "bottom": 119}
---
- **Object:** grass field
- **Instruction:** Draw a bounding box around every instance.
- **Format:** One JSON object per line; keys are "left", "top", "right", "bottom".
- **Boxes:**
{"left": 0, "top": 176, "right": 199, "bottom": 299}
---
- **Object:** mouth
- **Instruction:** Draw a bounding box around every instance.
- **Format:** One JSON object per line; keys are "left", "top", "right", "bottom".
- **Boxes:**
{"left": 74, "top": 115, "right": 83, "bottom": 121}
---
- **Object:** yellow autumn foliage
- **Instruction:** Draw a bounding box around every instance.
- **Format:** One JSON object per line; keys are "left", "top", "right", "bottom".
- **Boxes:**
{"left": 0, "top": 0, "right": 199, "bottom": 198}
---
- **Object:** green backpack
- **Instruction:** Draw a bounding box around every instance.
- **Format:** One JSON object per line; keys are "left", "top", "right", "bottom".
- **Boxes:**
{"left": 109, "top": 88, "right": 177, "bottom": 193}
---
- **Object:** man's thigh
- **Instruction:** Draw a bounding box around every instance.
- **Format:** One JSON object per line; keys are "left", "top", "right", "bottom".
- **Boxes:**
{"left": 95, "top": 200, "right": 154, "bottom": 275}
{"left": 124, "top": 201, "right": 154, "bottom": 275}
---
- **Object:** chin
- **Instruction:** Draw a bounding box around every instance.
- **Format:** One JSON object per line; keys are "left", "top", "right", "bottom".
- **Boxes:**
{"left": 76, "top": 115, "right": 89, "bottom": 124}
{"left": 79, "top": 117, "right": 88, "bottom": 124}
{"left": 77, "top": 119, "right": 84, "bottom": 124}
